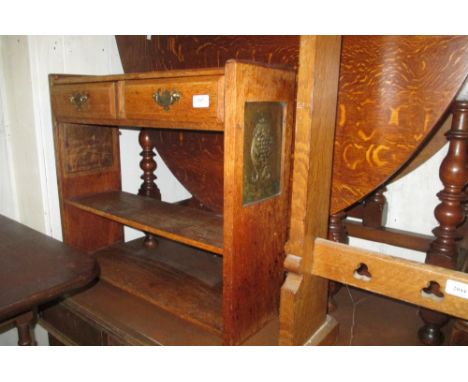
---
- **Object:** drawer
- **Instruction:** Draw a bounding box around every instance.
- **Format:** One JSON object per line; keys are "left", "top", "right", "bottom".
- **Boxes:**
{"left": 41, "top": 303, "right": 105, "bottom": 345}
{"left": 118, "top": 76, "right": 224, "bottom": 130}
{"left": 51, "top": 82, "right": 117, "bottom": 121}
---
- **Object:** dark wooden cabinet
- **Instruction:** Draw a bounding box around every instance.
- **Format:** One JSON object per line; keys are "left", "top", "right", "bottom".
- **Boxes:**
{"left": 41, "top": 61, "right": 295, "bottom": 345}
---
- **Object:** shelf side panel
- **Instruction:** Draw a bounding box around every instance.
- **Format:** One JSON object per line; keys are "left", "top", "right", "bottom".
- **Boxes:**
{"left": 53, "top": 119, "right": 123, "bottom": 252}
{"left": 223, "top": 61, "right": 296, "bottom": 345}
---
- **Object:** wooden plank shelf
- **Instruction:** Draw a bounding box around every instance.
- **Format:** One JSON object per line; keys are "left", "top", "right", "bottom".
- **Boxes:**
{"left": 95, "top": 237, "right": 223, "bottom": 335}
{"left": 66, "top": 191, "right": 223, "bottom": 255}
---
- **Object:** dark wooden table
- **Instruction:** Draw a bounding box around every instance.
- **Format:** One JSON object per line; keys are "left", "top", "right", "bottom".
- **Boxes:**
{"left": 0, "top": 214, "right": 98, "bottom": 345}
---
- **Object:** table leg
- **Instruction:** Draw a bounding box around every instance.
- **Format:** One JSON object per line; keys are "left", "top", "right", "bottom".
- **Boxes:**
{"left": 15, "top": 311, "right": 35, "bottom": 346}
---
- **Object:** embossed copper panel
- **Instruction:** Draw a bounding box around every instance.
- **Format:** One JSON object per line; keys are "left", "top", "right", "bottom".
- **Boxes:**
{"left": 61, "top": 124, "right": 115, "bottom": 175}
{"left": 243, "top": 102, "right": 284, "bottom": 205}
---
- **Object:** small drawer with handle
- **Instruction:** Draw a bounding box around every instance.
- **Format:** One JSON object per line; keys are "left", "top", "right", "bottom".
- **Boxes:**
{"left": 51, "top": 82, "right": 117, "bottom": 121}
{"left": 118, "top": 76, "right": 224, "bottom": 131}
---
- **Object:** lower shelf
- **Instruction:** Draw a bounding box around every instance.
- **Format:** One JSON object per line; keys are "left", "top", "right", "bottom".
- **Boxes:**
{"left": 41, "top": 281, "right": 222, "bottom": 345}
{"left": 40, "top": 237, "right": 279, "bottom": 345}
{"left": 95, "top": 237, "right": 223, "bottom": 335}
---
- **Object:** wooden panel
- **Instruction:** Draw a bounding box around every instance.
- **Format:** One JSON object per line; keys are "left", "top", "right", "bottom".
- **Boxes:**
{"left": 279, "top": 36, "right": 342, "bottom": 345}
{"left": 51, "top": 82, "right": 117, "bottom": 120}
{"left": 119, "top": 76, "right": 224, "bottom": 131}
{"left": 312, "top": 238, "right": 468, "bottom": 320}
{"left": 223, "top": 61, "right": 295, "bottom": 345}
{"left": 116, "top": 35, "right": 300, "bottom": 73}
{"left": 148, "top": 129, "right": 224, "bottom": 213}
{"left": 95, "top": 238, "right": 223, "bottom": 334}
{"left": 41, "top": 304, "right": 104, "bottom": 346}
{"left": 60, "top": 123, "right": 115, "bottom": 175}
{"left": 67, "top": 191, "right": 223, "bottom": 255}
{"left": 52, "top": 119, "right": 123, "bottom": 252}
{"left": 332, "top": 36, "right": 468, "bottom": 213}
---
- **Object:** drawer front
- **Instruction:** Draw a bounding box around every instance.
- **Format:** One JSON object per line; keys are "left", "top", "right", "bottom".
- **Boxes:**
{"left": 119, "top": 76, "right": 224, "bottom": 130}
{"left": 52, "top": 82, "right": 117, "bottom": 120}
{"left": 41, "top": 303, "right": 105, "bottom": 346}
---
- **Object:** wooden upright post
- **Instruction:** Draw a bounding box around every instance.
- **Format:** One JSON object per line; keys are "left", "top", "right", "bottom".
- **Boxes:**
{"left": 419, "top": 100, "right": 468, "bottom": 345}
{"left": 279, "top": 36, "right": 342, "bottom": 345}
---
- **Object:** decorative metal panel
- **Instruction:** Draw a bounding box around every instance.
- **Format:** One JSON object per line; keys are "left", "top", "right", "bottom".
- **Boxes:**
{"left": 243, "top": 102, "right": 284, "bottom": 205}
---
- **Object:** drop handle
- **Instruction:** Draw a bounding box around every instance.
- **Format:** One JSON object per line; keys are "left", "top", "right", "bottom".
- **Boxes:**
{"left": 69, "top": 92, "right": 89, "bottom": 110}
{"left": 152, "top": 89, "right": 181, "bottom": 111}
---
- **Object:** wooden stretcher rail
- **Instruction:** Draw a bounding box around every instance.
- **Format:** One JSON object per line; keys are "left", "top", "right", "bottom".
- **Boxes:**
{"left": 310, "top": 238, "right": 468, "bottom": 320}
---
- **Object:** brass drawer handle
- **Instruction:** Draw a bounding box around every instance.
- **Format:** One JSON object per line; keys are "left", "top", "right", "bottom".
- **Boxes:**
{"left": 152, "top": 89, "right": 181, "bottom": 111}
{"left": 69, "top": 92, "right": 89, "bottom": 110}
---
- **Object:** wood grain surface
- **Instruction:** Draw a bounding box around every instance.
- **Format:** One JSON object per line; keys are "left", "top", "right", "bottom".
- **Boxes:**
{"left": 0, "top": 214, "right": 98, "bottom": 322}
{"left": 332, "top": 36, "right": 468, "bottom": 213}
{"left": 118, "top": 75, "right": 225, "bottom": 131}
{"left": 148, "top": 129, "right": 224, "bottom": 213}
{"left": 116, "top": 36, "right": 468, "bottom": 213}
{"left": 96, "top": 238, "right": 223, "bottom": 334}
{"left": 223, "top": 61, "right": 296, "bottom": 345}
{"left": 53, "top": 119, "right": 123, "bottom": 253}
{"left": 116, "top": 36, "right": 299, "bottom": 213}
{"left": 279, "top": 36, "right": 342, "bottom": 345}
{"left": 67, "top": 191, "right": 223, "bottom": 255}
{"left": 312, "top": 238, "right": 468, "bottom": 321}
{"left": 51, "top": 82, "right": 117, "bottom": 120}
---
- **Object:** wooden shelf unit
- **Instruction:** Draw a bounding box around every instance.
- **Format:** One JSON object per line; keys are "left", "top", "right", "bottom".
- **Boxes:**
{"left": 46, "top": 60, "right": 296, "bottom": 345}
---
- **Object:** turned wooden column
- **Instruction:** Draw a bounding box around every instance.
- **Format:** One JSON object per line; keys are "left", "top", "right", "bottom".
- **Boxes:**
{"left": 327, "top": 211, "right": 349, "bottom": 312}
{"left": 138, "top": 129, "right": 162, "bottom": 248}
{"left": 419, "top": 100, "right": 468, "bottom": 345}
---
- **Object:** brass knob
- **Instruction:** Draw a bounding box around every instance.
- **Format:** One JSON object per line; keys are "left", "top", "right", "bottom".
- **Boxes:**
{"left": 152, "top": 89, "right": 181, "bottom": 111}
{"left": 69, "top": 92, "right": 89, "bottom": 110}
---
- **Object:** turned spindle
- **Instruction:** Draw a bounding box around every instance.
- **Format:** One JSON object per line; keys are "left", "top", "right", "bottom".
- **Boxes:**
{"left": 138, "top": 129, "right": 162, "bottom": 249}
{"left": 419, "top": 100, "right": 468, "bottom": 345}
{"left": 362, "top": 187, "right": 387, "bottom": 228}
{"left": 327, "top": 211, "right": 349, "bottom": 312}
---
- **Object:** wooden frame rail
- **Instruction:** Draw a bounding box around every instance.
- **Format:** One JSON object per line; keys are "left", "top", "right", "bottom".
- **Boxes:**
{"left": 345, "top": 220, "right": 433, "bottom": 253}
{"left": 311, "top": 238, "right": 468, "bottom": 321}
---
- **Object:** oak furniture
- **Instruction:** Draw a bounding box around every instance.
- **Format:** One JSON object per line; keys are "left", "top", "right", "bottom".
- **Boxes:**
{"left": 40, "top": 35, "right": 468, "bottom": 345}
{"left": 0, "top": 214, "right": 98, "bottom": 345}
{"left": 42, "top": 60, "right": 295, "bottom": 345}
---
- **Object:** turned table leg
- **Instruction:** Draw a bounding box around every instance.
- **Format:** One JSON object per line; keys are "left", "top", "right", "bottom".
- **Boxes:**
{"left": 15, "top": 310, "right": 35, "bottom": 346}
{"left": 138, "top": 129, "right": 162, "bottom": 249}
{"left": 419, "top": 100, "right": 468, "bottom": 345}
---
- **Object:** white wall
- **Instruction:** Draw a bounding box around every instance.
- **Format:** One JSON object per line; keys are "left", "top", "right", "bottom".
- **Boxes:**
{"left": 0, "top": 35, "right": 448, "bottom": 345}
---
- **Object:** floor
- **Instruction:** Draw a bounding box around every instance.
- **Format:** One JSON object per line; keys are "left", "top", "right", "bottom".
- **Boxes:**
{"left": 330, "top": 286, "right": 453, "bottom": 345}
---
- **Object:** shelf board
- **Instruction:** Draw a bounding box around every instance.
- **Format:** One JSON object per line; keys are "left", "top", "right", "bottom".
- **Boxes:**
{"left": 67, "top": 191, "right": 223, "bottom": 255}
{"left": 49, "top": 281, "right": 223, "bottom": 345}
{"left": 95, "top": 238, "right": 223, "bottom": 335}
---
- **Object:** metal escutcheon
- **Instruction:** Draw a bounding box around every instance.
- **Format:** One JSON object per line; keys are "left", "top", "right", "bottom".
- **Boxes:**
{"left": 69, "top": 92, "right": 89, "bottom": 110}
{"left": 152, "top": 89, "right": 181, "bottom": 111}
